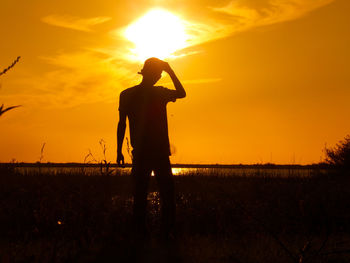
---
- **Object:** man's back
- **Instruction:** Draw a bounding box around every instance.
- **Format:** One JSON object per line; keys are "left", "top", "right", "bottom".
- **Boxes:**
{"left": 119, "top": 85, "right": 177, "bottom": 156}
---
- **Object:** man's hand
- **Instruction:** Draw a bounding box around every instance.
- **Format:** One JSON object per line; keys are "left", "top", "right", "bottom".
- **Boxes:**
{"left": 162, "top": 61, "right": 173, "bottom": 74}
{"left": 162, "top": 61, "right": 186, "bottom": 99}
{"left": 117, "top": 152, "right": 125, "bottom": 167}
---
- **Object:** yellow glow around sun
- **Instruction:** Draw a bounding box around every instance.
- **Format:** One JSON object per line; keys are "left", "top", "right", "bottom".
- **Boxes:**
{"left": 124, "top": 9, "right": 189, "bottom": 61}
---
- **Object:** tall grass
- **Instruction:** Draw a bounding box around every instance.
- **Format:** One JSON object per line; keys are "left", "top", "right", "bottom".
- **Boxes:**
{"left": 0, "top": 168, "right": 350, "bottom": 262}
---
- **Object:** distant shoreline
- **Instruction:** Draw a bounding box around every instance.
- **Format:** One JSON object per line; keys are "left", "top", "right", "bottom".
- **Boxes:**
{"left": 1, "top": 162, "right": 323, "bottom": 169}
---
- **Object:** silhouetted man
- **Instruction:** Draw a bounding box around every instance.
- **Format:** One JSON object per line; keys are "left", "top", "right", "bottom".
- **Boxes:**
{"left": 117, "top": 57, "right": 186, "bottom": 239}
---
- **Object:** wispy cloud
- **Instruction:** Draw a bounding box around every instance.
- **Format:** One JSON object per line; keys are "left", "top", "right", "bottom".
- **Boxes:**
{"left": 6, "top": 50, "right": 136, "bottom": 109}
{"left": 195, "top": 0, "right": 334, "bottom": 44}
{"left": 42, "top": 15, "right": 112, "bottom": 32}
{"left": 39, "top": 51, "right": 135, "bottom": 107}
{"left": 209, "top": 0, "right": 334, "bottom": 30}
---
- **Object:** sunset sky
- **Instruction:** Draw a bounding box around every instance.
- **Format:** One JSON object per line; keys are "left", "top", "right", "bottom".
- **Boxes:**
{"left": 1, "top": 0, "right": 349, "bottom": 164}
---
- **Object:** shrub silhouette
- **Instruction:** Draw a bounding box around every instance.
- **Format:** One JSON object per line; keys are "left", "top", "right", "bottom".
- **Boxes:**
{"left": 325, "top": 135, "right": 350, "bottom": 170}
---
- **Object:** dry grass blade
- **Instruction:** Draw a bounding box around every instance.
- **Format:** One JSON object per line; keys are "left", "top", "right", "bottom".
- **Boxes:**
{"left": 0, "top": 104, "right": 21, "bottom": 116}
{"left": 0, "top": 56, "right": 21, "bottom": 76}
{"left": 39, "top": 143, "right": 46, "bottom": 163}
{"left": 1, "top": 56, "right": 22, "bottom": 117}
{"left": 98, "top": 139, "right": 113, "bottom": 176}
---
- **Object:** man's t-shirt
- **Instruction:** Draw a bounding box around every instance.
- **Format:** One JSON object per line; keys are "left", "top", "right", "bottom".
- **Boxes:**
{"left": 119, "top": 85, "right": 178, "bottom": 157}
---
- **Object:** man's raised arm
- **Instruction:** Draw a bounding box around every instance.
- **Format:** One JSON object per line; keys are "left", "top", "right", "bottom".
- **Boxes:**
{"left": 117, "top": 110, "right": 126, "bottom": 166}
{"left": 163, "top": 62, "right": 186, "bottom": 99}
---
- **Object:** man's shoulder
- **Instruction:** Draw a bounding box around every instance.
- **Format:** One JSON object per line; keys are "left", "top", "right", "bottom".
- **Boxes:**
{"left": 119, "top": 86, "right": 139, "bottom": 111}
{"left": 120, "top": 85, "right": 139, "bottom": 97}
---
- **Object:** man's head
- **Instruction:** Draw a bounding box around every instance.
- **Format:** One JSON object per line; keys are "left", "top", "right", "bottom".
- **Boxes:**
{"left": 139, "top": 57, "right": 164, "bottom": 86}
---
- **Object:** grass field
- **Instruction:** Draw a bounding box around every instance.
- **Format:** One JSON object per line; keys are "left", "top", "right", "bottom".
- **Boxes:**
{"left": 1, "top": 165, "right": 350, "bottom": 263}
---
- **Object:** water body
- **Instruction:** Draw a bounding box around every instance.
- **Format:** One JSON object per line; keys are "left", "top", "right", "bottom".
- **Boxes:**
{"left": 14, "top": 165, "right": 317, "bottom": 177}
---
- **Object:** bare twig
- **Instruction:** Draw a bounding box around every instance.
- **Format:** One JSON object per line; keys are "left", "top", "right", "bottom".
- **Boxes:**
{"left": 1, "top": 56, "right": 22, "bottom": 117}
{"left": 99, "top": 139, "right": 113, "bottom": 176}
{"left": 0, "top": 56, "right": 21, "bottom": 76}
{"left": 0, "top": 104, "right": 21, "bottom": 117}
{"left": 39, "top": 143, "right": 46, "bottom": 163}
{"left": 99, "top": 139, "right": 107, "bottom": 161}
{"left": 86, "top": 149, "right": 98, "bottom": 163}
{"left": 298, "top": 240, "right": 312, "bottom": 263}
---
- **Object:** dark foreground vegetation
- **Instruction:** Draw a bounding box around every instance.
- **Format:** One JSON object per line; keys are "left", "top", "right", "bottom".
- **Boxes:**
{"left": 1, "top": 166, "right": 350, "bottom": 263}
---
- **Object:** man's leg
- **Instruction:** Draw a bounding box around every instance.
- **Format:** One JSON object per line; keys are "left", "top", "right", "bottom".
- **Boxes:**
{"left": 132, "top": 157, "right": 151, "bottom": 236}
{"left": 154, "top": 156, "right": 176, "bottom": 238}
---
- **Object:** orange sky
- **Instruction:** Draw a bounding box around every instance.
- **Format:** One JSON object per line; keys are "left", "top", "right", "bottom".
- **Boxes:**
{"left": 1, "top": 0, "right": 349, "bottom": 164}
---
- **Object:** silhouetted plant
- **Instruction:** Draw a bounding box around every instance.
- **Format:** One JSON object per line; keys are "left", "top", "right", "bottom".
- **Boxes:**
{"left": 38, "top": 142, "right": 46, "bottom": 163}
{"left": 99, "top": 139, "right": 113, "bottom": 176}
{"left": 0, "top": 56, "right": 20, "bottom": 76}
{"left": 325, "top": 135, "right": 350, "bottom": 170}
{"left": 36, "top": 142, "right": 46, "bottom": 174}
{"left": 80, "top": 149, "right": 98, "bottom": 175}
{"left": 85, "top": 140, "right": 113, "bottom": 176}
{"left": 0, "top": 56, "right": 21, "bottom": 117}
{"left": 0, "top": 104, "right": 21, "bottom": 117}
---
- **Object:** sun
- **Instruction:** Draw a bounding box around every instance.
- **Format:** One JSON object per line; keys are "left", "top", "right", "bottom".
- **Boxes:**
{"left": 124, "top": 9, "right": 189, "bottom": 62}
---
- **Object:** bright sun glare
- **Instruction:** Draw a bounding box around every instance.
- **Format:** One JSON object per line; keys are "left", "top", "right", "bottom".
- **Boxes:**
{"left": 124, "top": 9, "right": 188, "bottom": 61}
